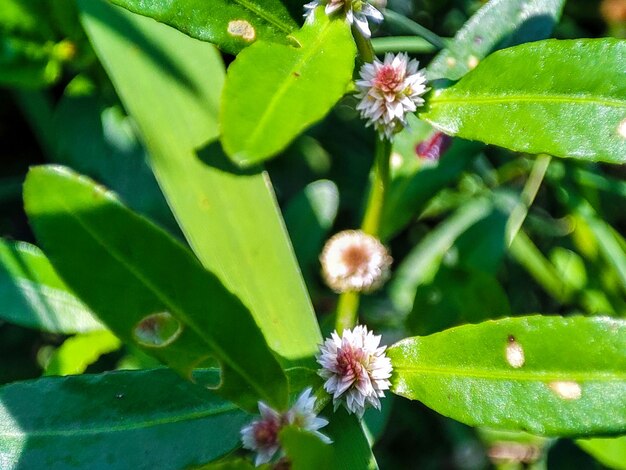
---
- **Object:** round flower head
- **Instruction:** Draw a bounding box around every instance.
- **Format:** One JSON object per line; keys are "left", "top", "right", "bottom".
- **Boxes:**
{"left": 304, "top": 0, "right": 384, "bottom": 38}
{"left": 356, "top": 52, "right": 429, "bottom": 140}
{"left": 317, "top": 325, "right": 393, "bottom": 418}
{"left": 241, "top": 389, "right": 331, "bottom": 466}
{"left": 320, "top": 230, "right": 392, "bottom": 293}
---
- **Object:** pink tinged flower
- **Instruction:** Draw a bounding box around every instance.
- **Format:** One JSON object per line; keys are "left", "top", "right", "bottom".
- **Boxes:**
{"left": 303, "top": 0, "right": 383, "bottom": 39}
{"left": 241, "top": 402, "right": 282, "bottom": 466}
{"left": 241, "top": 389, "right": 331, "bottom": 466}
{"left": 356, "top": 52, "right": 429, "bottom": 140}
{"left": 317, "top": 325, "right": 393, "bottom": 418}
{"left": 320, "top": 230, "right": 392, "bottom": 293}
{"left": 416, "top": 131, "right": 453, "bottom": 161}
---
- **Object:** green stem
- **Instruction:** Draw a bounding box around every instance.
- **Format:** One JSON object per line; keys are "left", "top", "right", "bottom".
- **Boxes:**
{"left": 371, "top": 36, "right": 440, "bottom": 54}
{"left": 334, "top": 138, "right": 392, "bottom": 333}
{"left": 383, "top": 9, "right": 447, "bottom": 50}
{"left": 361, "top": 137, "right": 392, "bottom": 237}
{"left": 352, "top": 24, "right": 375, "bottom": 63}
{"left": 506, "top": 154, "right": 551, "bottom": 246}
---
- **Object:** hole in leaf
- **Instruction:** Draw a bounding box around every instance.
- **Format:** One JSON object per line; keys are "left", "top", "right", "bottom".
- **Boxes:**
{"left": 133, "top": 312, "right": 182, "bottom": 348}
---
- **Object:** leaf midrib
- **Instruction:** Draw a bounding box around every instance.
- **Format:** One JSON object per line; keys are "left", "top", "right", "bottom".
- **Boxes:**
{"left": 43, "top": 177, "right": 276, "bottom": 405}
{"left": 0, "top": 403, "right": 239, "bottom": 439}
{"left": 394, "top": 365, "right": 626, "bottom": 381}
{"left": 430, "top": 93, "right": 625, "bottom": 108}
{"left": 242, "top": 22, "right": 337, "bottom": 157}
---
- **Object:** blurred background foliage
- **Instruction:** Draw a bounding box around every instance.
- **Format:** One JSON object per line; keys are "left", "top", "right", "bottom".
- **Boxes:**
{"left": 1, "top": 0, "right": 625, "bottom": 468}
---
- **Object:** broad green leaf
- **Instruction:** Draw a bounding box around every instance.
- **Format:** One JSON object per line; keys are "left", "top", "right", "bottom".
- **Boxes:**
{"left": 389, "top": 315, "right": 626, "bottom": 436}
{"left": 577, "top": 435, "right": 626, "bottom": 470}
{"left": 284, "top": 180, "right": 339, "bottom": 284}
{"left": 428, "top": 0, "right": 565, "bottom": 80}
{"left": 53, "top": 90, "right": 178, "bottom": 233}
{"left": 109, "top": 0, "right": 297, "bottom": 55}
{"left": 221, "top": 11, "right": 357, "bottom": 166}
{"left": 325, "top": 408, "right": 378, "bottom": 470}
{"left": 79, "top": 0, "right": 322, "bottom": 364}
{"left": 24, "top": 165, "right": 287, "bottom": 410}
{"left": 0, "top": 239, "right": 103, "bottom": 334}
{"left": 44, "top": 330, "right": 122, "bottom": 376}
{"left": 280, "top": 426, "right": 333, "bottom": 469}
{"left": 0, "top": 369, "right": 248, "bottom": 469}
{"left": 389, "top": 197, "right": 493, "bottom": 314}
{"left": 421, "top": 39, "right": 626, "bottom": 164}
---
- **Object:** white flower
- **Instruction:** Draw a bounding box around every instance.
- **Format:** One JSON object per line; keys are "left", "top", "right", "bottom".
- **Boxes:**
{"left": 356, "top": 52, "right": 429, "bottom": 139}
{"left": 320, "top": 230, "right": 392, "bottom": 293}
{"left": 286, "top": 388, "right": 332, "bottom": 444}
{"left": 241, "top": 402, "right": 282, "bottom": 466}
{"left": 241, "top": 389, "right": 331, "bottom": 466}
{"left": 317, "top": 325, "right": 393, "bottom": 418}
{"left": 304, "top": 0, "right": 384, "bottom": 38}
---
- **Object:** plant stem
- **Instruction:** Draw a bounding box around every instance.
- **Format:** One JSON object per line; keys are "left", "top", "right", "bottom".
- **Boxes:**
{"left": 371, "top": 36, "right": 440, "bottom": 54}
{"left": 361, "top": 137, "right": 392, "bottom": 237}
{"left": 506, "top": 154, "right": 551, "bottom": 246}
{"left": 383, "top": 9, "right": 447, "bottom": 50}
{"left": 352, "top": 24, "right": 375, "bottom": 63}
{"left": 334, "top": 138, "right": 392, "bottom": 333}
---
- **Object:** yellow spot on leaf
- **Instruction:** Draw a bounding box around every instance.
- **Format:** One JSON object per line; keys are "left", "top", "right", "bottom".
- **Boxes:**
{"left": 228, "top": 20, "right": 256, "bottom": 42}
{"left": 549, "top": 381, "right": 582, "bottom": 400}
{"left": 467, "top": 55, "right": 479, "bottom": 70}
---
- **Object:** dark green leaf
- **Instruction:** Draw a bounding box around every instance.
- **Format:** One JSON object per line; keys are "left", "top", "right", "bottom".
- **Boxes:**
{"left": 24, "top": 165, "right": 287, "bottom": 410}
{"left": 422, "top": 39, "right": 626, "bottom": 164}
{"left": 79, "top": 0, "right": 322, "bottom": 365}
{"left": 325, "top": 408, "right": 378, "bottom": 470}
{"left": 389, "top": 315, "right": 626, "bottom": 436}
{"left": 221, "top": 11, "right": 356, "bottom": 166}
{"left": 428, "top": 0, "right": 565, "bottom": 80}
{"left": 109, "top": 0, "right": 297, "bottom": 55}
{"left": 0, "top": 369, "right": 248, "bottom": 468}
{"left": 0, "top": 239, "right": 103, "bottom": 334}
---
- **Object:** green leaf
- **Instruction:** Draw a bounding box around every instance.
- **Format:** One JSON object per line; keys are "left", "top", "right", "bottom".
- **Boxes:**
{"left": 325, "top": 408, "right": 378, "bottom": 470}
{"left": 0, "top": 37, "right": 62, "bottom": 89}
{"left": 0, "top": 238, "right": 103, "bottom": 334}
{"left": 284, "top": 180, "right": 339, "bottom": 284}
{"left": 0, "top": 368, "right": 249, "bottom": 468}
{"left": 44, "top": 330, "right": 122, "bottom": 376}
{"left": 24, "top": 165, "right": 287, "bottom": 410}
{"left": 221, "top": 11, "right": 356, "bottom": 166}
{"left": 577, "top": 435, "right": 626, "bottom": 470}
{"left": 79, "top": 0, "right": 322, "bottom": 364}
{"left": 389, "top": 315, "right": 626, "bottom": 437}
{"left": 428, "top": 0, "right": 565, "bottom": 80}
{"left": 421, "top": 39, "right": 626, "bottom": 164}
{"left": 280, "top": 426, "right": 333, "bottom": 470}
{"left": 389, "top": 197, "right": 493, "bottom": 314}
{"left": 109, "top": 0, "right": 297, "bottom": 55}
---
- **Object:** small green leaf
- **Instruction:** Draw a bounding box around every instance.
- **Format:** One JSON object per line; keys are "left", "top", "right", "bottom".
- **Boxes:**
{"left": 422, "top": 39, "right": 626, "bottom": 164}
{"left": 109, "top": 0, "right": 297, "bottom": 55}
{"left": 221, "top": 11, "right": 356, "bottom": 166}
{"left": 0, "top": 369, "right": 248, "bottom": 468}
{"left": 389, "top": 315, "right": 626, "bottom": 437}
{"left": 24, "top": 165, "right": 287, "bottom": 410}
{"left": 79, "top": 0, "right": 323, "bottom": 364}
{"left": 280, "top": 426, "right": 333, "bottom": 469}
{"left": 0, "top": 36, "right": 62, "bottom": 88}
{"left": 44, "top": 330, "right": 122, "bottom": 376}
{"left": 0, "top": 238, "right": 103, "bottom": 334}
{"left": 428, "top": 0, "right": 565, "bottom": 80}
{"left": 577, "top": 435, "right": 626, "bottom": 470}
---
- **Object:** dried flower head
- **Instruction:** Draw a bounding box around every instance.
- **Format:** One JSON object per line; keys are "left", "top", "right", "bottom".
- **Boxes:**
{"left": 320, "top": 230, "right": 392, "bottom": 293}
{"left": 304, "top": 0, "right": 384, "bottom": 38}
{"left": 356, "top": 52, "right": 429, "bottom": 139}
{"left": 241, "top": 388, "right": 330, "bottom": 466}
{"left": 317, "top": 325, "right": 393, "bottom": 418}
